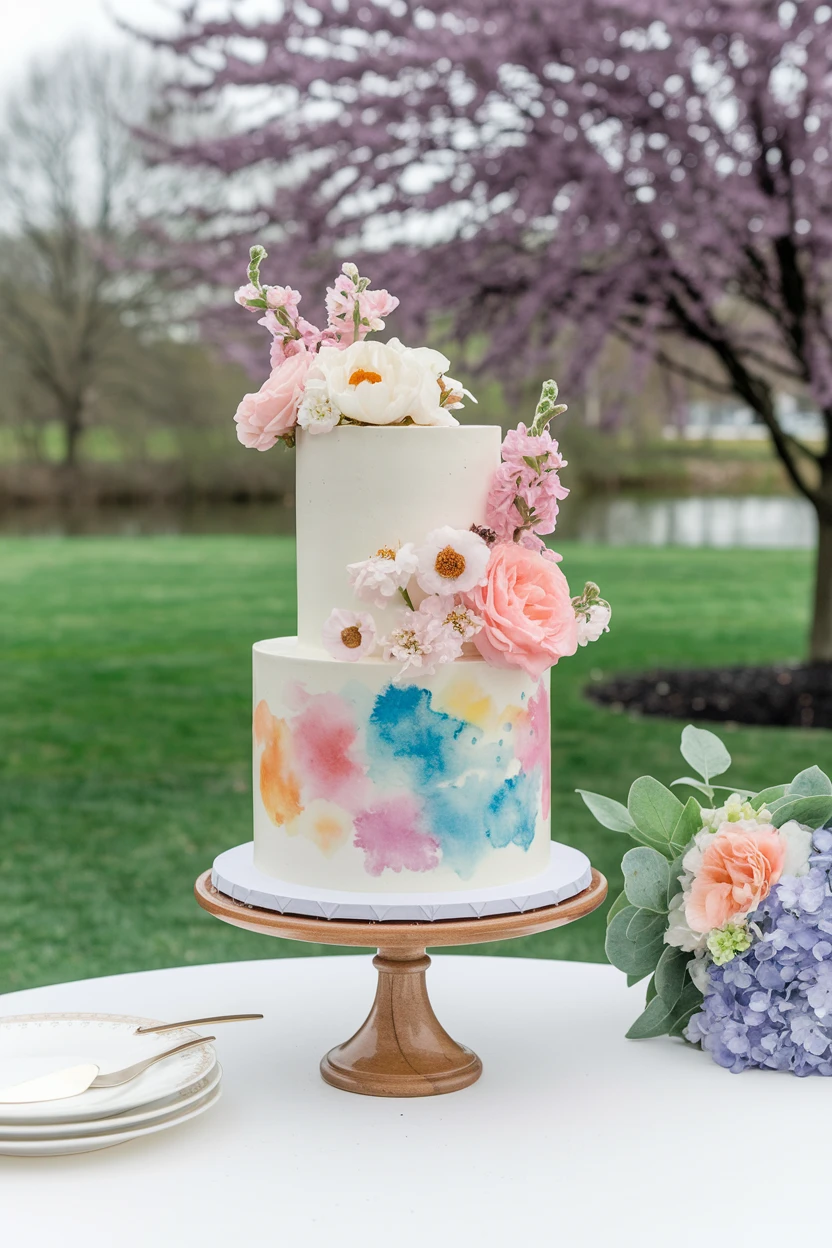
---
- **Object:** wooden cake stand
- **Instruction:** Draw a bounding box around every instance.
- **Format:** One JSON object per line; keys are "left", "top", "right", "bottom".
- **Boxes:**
{"left": 195, "top": 868, "right": 607, "bottom": 1098}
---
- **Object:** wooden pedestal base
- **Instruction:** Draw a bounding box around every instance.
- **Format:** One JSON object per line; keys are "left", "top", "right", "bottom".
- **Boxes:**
{"left": 194, "top": 867, "right": 607, "bottom": 1098}
{"left": 320, "top": 949, "right": 482, "bottom": 1096}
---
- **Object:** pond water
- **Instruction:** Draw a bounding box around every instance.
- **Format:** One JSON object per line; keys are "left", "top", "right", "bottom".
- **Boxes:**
{"left": 0, "top": 494, "right": 816, "bottom": 548}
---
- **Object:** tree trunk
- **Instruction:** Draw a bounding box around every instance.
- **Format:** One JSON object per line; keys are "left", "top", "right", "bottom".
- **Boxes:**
{"left": 810, "top": 472, "right": 832, "bottom": 662}
{"left": 62, "top": 401, "right": 84, "bottom": 467}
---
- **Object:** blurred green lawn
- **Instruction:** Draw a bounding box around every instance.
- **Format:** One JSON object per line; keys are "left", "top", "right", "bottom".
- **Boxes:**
{"left": 0, "top": 537, "right": 825, "bottom": 992}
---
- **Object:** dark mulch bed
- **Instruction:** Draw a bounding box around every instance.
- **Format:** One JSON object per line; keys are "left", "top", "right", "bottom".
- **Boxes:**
{"left": 586, "top": 663, "right": 832, "bottom": 730}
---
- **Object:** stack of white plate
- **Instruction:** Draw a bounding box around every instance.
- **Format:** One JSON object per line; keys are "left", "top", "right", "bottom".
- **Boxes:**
{"left": 0, "top": 1012, "right": 221, "bottom": 1157}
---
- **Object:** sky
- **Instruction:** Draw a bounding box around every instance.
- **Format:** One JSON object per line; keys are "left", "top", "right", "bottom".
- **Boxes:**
{"left": 0, "top": 0, "right": 180, "bottom": 88}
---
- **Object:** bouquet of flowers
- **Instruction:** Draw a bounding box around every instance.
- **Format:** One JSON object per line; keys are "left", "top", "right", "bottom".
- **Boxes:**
{"left": 579, "top": 726, "right": 832, "bottom": 1074}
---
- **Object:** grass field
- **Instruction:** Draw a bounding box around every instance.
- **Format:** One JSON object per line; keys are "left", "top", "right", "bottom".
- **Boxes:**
{"left": 1, "top": 537, "right": 826, "bottom": 994}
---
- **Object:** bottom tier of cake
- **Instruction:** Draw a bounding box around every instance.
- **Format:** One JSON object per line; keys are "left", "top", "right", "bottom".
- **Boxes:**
{"left": 253, "top": 638, "right": 552, "bottom": 893}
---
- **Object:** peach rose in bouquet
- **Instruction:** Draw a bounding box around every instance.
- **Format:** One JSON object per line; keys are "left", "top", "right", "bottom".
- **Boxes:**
{"left": 465, "top": 541, "right": 578, "bottom": 679}
{"left": 234, "top": 350, "right": 313, "bottom": 450}
{"left": 686, "top": 824, "right": 786, "bottom": 933}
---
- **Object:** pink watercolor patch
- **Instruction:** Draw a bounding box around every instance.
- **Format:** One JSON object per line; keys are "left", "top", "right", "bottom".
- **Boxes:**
{"left": 290, "top": 691, "right": 369, "bottom": 812}
{"left": 514, "top": 682, "right": 551, "bottom": 817}
{"left": 353, "top": 794, "right": 441, "bottom": 876}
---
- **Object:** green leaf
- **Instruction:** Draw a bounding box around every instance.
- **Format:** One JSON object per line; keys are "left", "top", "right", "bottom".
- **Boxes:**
{"left": 769, "top": 794, "right": 832, "bottom": 829}
{"left": 645, "top": 974, "right": 658, "bottom": 1004}
{"left": 669, "top": 796, "right": 702, "bottom": 852}
{"left": 751, "top": 784, "right": 788, "bottom": 810}
{"left": 680, "top": 724, "right": 731, "bottom": 783}
{"left": 606, "top": 889, "right": 630, "bottom": 927}
{"left": 626, "top": 908, "right": 667, "bottom": 943}
{"left": 576, "top": 789, "right": 635, "bottom": 833}
{"left": 626, "top": 993, "right": 678, "bottom": 1039}
{"left": 654, "top": 945, "right": 690, "bottom": 1009}
{"left": 622, "top": 847, "right": 670, "bottom": 913}
{"left": 667, "top": 981, "right": 704, "bottom": 1038}
{"left": 670, "top": 776, "right": 713, "bottom": 798}
{"left": 627, "top": 971, "right": 650, "bottom": 987}
{"left": 789, "top": 766, "right": 832, "bottom": 797}
{"left": 605, "top": 907, "right": 665, "bottom": 978}
{"left": 628, "top": 776, "right": 684, "bottom": 855}
{"left": 666, "top": 851, "right": 686, "bottom": 907}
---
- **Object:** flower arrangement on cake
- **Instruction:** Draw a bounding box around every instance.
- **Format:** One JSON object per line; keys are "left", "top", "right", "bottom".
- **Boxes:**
{"left": 233, "top": 245, "right": 471, "bottom": 448}
{"left": 232, "top": 246, "right": 611, "bottom": 684}
{"left": 579, "top": 726, "right": 832, "bottom": 1074}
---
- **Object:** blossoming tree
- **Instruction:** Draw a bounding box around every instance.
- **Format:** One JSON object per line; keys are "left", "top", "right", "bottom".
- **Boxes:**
{"left": 152, "top": 1, "right": 832, "bottom": 658}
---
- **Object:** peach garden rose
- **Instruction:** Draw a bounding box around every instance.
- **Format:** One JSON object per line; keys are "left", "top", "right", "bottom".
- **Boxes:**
{"left": 465, "top": 541, "right": 578, "bottom": 679}
{"left": 234, "top": 350, "right": 313, "bottom": 451}
{"left": 685, "top": 823, "right": 786, "bottom": 934}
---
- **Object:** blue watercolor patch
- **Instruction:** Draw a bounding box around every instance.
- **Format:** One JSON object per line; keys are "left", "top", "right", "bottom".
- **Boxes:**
{"left": 365, "top": 681, "right": 540, "bottom": 878}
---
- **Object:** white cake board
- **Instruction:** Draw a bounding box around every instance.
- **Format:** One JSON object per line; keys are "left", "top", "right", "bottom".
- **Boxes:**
{"left": 211, "top": 841, "right": 593, "bottom": 922}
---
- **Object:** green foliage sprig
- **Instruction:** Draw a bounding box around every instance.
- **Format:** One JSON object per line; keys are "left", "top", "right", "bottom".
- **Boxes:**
{"left": 577, "top": 726, "right": 832, "bottom": 1041}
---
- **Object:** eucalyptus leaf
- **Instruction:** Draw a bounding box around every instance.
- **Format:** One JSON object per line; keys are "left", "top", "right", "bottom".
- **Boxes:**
{"left": 666, "top": 851, "right": 686, "bottom": 907}
{"left": 622, "top": 846, "right": 670, "bottom": 912}
{"left": 752, "top": 784, "right": 788, "bottom": 809}
{"left": 628, "top": 776, "right": 684, "bottom": 855}
{"left": 669, "top": 797, "right": 702, "bottom": 853}
{"left": 606, "top": 907, "right": 665, "bottom": 978}
{"left": 606, "top": 889, "right": 630, "bottom": 928}
{"left": 788, "top": 766, "right": 832, "bottom": 797}
{"left": 626, "top": 908, "right": 667, "bottom": 943}
{"left": 668, "top": 981, "right": 704, "bottom": 1038}
{"left": 670, "top": 776, "right": 713, "bottom": 798}
{"left": 654, "top": 945, "right": 690, "bottom": 1009}
{"left": 769, "top": 794, "right": 832, "bottom": 829}
{"left": 645, "top": 974, "right": 658, "bottom": 1004}
{"left": 626, "top": 993, "right": 677, "bottom": 1039}
{"left": 627, "top": 971, "right": 650, "bottom": 987}
{"left": 576, "top": 789, "right": 635, "bottom": 833}
{"left": 680, "top": 724, "right": 731, "bottom": 783}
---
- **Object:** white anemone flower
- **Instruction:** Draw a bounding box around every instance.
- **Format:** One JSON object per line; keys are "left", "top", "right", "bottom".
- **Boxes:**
{"left": 322, "top": 609, "right": 377, "bottom": 662}
{"left": 414, "top": 526, "right": 491, "bottom": 596}
{"left": 347, "top": 543, "right": 419, "bottom": 608}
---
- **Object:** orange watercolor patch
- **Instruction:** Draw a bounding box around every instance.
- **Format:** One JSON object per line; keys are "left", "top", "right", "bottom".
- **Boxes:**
{"left": 254, "top": 699, "right": 303, "bottom": 827}
{"left": 311, "top": 812, "right": 350, "bottom": 857}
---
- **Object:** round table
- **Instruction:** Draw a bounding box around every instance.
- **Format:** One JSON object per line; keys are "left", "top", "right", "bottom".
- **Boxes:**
{"left": 1, "top": 956, "right": 828, "bottom": 1245}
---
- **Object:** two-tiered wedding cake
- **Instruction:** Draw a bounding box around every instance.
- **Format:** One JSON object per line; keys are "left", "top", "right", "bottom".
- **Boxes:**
{"left": 230, "top": 249, "right": 610, "bottom": 899}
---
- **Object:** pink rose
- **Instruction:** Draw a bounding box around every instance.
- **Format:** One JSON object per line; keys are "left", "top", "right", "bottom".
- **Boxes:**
{"left": 686, "top": 824, "right": 785, "bottom": 933}
{"left": 234, "top": 351, "right": 312, "bottom": 451}
{"left": 465, "top": 541, "right": 578, "bottom": 678}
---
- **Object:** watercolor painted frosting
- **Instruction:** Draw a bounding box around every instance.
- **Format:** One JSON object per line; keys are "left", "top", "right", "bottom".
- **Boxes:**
{"left": 253, "top": 638, "right": 551, "bottom": 892}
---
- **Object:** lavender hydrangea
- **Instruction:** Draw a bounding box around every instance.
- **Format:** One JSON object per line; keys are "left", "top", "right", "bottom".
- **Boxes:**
{"left": 687, "top": 829, "right": 832, "bottom": 1075}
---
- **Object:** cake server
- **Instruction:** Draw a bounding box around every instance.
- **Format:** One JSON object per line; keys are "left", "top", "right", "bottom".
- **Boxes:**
{"left": 0, "top": 1035, "right": 215, "bottom": 1104}
{"left": 134, "top": 1013, "right": 263, "bottom": 1034}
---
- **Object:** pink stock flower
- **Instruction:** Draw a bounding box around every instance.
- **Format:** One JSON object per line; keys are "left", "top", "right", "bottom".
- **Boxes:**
{"left": 324, "top": 264, "right": 399, "bottom": 347}
{"left": 686, "top": 825, "right": 786, "bottom": 935}
{"left": 265, "top": 284, "right": 301, "bottom": 314}
{"left": 234, "top": 351, "right": 313, "bottom": 451}
{"left": 500, "top": 424, "right": 566, "bottom": 477}
{"left": 465, "top": 541, "right": 578, "bottom": 678}
{"left": 359, "top": 287, "right": 399, "bottom": 331}
{"left": 234, "top": 282, "right": 261, "bottom": 309}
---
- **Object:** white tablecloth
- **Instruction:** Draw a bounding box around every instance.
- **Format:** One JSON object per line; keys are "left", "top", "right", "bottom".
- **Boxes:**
{"left": 0, "top": 956, "right": 826, "bottom": 1245}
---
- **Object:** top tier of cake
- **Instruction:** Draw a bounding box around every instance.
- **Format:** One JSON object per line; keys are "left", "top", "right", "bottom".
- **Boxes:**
{"left": 295, "top": 424, "right": 500, "bottom": 649}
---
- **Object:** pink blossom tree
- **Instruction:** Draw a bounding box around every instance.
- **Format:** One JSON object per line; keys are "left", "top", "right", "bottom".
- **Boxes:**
{"left": 150, "top": 1, "right": 832, "bottom": 658}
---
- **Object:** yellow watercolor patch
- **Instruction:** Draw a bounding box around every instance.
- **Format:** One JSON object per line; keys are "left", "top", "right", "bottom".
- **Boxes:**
{"left": 435, "top": 676, "right": 498, "bottom": 733}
